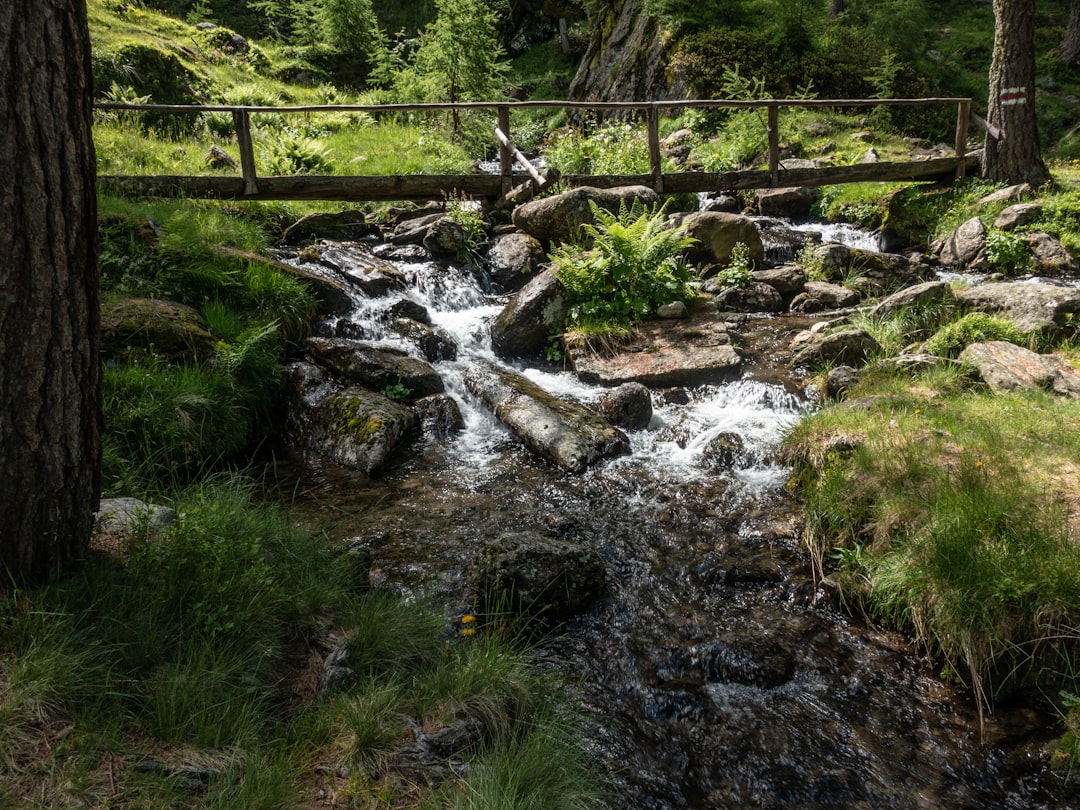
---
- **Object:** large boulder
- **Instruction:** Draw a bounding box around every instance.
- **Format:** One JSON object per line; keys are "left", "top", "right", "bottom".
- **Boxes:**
{"left": 791, "top": 328, "right": 881, "bottom": 368}
{"left": 752, "top": 265, "right": 807, "bottom": 295}
{"left": 1028, "top": 233, "right": 1079, "bottom": 276}
{"left": 314, "top": 243, "right": 408, "bottom": 297}
{"left": 472, "top": 532, "right": 606, "bottom": 622}
{"left": 306, "top": 337, "right": 444, "bottom": 399}
{"left": 423, "top": 217, "right": 472, "bottom": 259}
{"left": 485, "top": 231, "right": 546, "bottom": 293}
{"left": 464, "top": 360, "right": 629, "bottom": 472}
{"left": 567, "top": 302, "right": 741, "bottom": 388}
{"left": 387, "top": 318, "right": 458, "bottom": 363}
{"left": 676, "top": 211, "right": 765, "bottom": 268}
{"left": 306, "top": 387, "right": 417, "bottom": 474}
{"left": 791, "top": 281, "right": 861, "bottom": 312}
{"left": 100, "top": 298, "right": 216, "bottom": 364}
{"left": 490, "top": 268, "right": 569, "bottom": 361}
{"left": 511, "top": 185, "right": 659, "bottom": 246}
{"left": 959, "top": 341, "right": 1080, "bottom": 397}
{"left": 869, "top": 280, "right": 954, "bottom": 320}
{"left": 994, "top": 203, "right": 1042, "bottom": 231}
{"left": 593, "top": 382, "right": 653, "bottom": 430}
{"left": 798, "top": 242, "right": 933, "bottom": 293}
{"left": 955, "top": 281, "right": 1080, "bottom": 338}
{"left": 938, "top": 216, "right": 989, "bottom": 271}
{"left": 713, "top": 282, "right": 785, "bottom": 313}
{"left": 754, "top": 186, "right": 819, "bottom": 218}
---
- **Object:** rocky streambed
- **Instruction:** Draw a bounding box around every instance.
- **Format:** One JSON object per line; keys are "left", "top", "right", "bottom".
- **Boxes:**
{"left": 239, "top": 185, "right": 1080, "bottom": 807}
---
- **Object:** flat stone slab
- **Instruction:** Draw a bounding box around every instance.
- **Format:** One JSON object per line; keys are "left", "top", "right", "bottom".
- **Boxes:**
{"left": 568, "top": 306, "right": 741, "bottom": 388}
{"left": 955, "top": 281, "right": 1080, "bottom": 336}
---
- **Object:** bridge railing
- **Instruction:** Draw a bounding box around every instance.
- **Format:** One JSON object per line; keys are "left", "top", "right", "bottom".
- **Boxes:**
{"left": 94, "top": 97, "right": 978, "bottom": 202}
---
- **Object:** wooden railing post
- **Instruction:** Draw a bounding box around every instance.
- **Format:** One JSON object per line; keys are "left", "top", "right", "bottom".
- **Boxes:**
{"left": 497, "top": 105, "right": 512, "bottom": 196}
{"left": 232, "top": 109, "right": 258, "bottom": 195}
{"left": 647, "top": 103, "right": 663, "bottom": 193}
{"left": 954, "top": 98, "right": 971, "bottom": 180}
{"left": 767, "top": 102, "right": 780, "bottom": 187}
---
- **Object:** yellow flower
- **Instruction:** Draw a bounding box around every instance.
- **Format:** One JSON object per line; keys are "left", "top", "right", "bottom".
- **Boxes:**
{"left": 461, "top": 627, "right": 476, "bottom": 637}
{"left": 914, "top": 408, "right": 921, "bottom": 415}
{"left": 461, "top": 614, "right": 476, "bottom": 624}
{"left": 975, "top": 460, "right": 984, "bottom": 468}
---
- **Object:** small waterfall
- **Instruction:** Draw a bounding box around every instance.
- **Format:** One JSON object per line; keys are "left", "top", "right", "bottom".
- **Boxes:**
{"left": 279, "top": 239, "right": 1071, "bottom": 810}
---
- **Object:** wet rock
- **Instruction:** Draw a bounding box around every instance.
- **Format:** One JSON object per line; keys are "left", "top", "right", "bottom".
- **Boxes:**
{"left": 824, "top": 365, "right": 860, "bottom": 400}
{"left": 869, "top": 280, "right": 954, "bottom": 320}
{"left": 391, "top": 212, "right": 443, "bottom": 246}
{"left": 423, "top": 217, "right": 473, "bottom": 259}
{"left": 938, "top": 216, "right": 989, "bottom": 271}
{"left": 701, "top": 432, "right": 745, "bottom": 470}
{"left": 700, "top": 193, "right": 740, "bottom": 213}
{"left": 317, "top": 243, "right": 408, "bottom": 297}
{"left": 994, "top": 203, "right": 1042, "bottom": 231}
{"left": 1028, "top": 233, "right": 1079, "bottom": 276}
{"left": 702, "top": 638, "right": 795, "bottom": 688}
{"left": 100, "top": 298, "right": 216, "bottom": 364}
{"left": 568, "top": 303, "right": 741, "bottom": 388}
{"left": 594, "top": 382, "right": 653, "bottom": 430}
{"left": 959, "top": 341, "right": 1080, "bottom": 397}
{"left": 307, "top": 387, "right": 417, "bottom": 474}
{"left": 490, "top": 267, "right": 569, "bottom": 361}
{"left": 955, "top": 281, "right": 1080, "bottom": 337}
{"left": 464, "top": 359, "right": 629, "bottom": 472}
{"left": 306, "top": 337, "right": 444, "bottom": 399}
{"left": 485, "top": 231, "right": 545, "bottom": 292}
{"left": 95, "top": 497, "right": 177, "bottom": 535}
{"left": 282, "top": 360, "right": 332, "bottom": 410}
{"left": 511, "top": 185, "right": 659, "bottom": 246}
{"left": 675, "top": 211, "right": 766, "bottom": 268}
{"left": 714, "top": 282, "right": 785, "bottom": 313}
{"left": 472, "top": 531, "right": 606, "bottom": 621}
{"left": 388, "top": 317, "right": 458, "bottom": 362}
{"left": 752, "top": 265, "right": 806, "bottom": 295}
{"left": 387, "top": 299, "right": 431, "bottom": 324}
{"left": 791, "top": 329, "right": 880, "bottom": 368}
{"left": 281, "top": 209, "right": 378, "bottom": 244}
{"left": 413, "top": 393, "right": 465, "bottom": 436}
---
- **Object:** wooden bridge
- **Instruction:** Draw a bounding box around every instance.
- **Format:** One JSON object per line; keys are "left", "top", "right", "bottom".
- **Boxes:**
{"left": 95, "top": 97, "right": 983, "bottom": 205}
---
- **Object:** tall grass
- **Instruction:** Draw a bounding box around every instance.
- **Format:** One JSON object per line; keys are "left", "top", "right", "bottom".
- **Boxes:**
{"left": 786, "top": 381, "right": 1080, "bottom": 714}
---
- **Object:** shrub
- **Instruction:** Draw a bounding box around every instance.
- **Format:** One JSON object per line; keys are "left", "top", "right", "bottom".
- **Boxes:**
{"left": 924, "top": 312, "right": 1025, "bottom": 358}
{"left": 713, "top": 241, "right": 754, "bottom": 288}
{"left": 985, "top": 229, "right": 1032, "bottom": 275}
{"left": 552, "top": 200, "right": 697, "bottom": 332}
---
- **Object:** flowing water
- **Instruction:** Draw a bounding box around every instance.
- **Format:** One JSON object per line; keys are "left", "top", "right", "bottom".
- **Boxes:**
{"left": 274, "top": 237, "right": 1076, "bottom": 808}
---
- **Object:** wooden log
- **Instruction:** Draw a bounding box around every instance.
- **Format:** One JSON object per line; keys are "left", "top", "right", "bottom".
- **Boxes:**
{"left": 767, "top": 103, "right": 779, "bottom": 186}
{"left": 498, "top": 105, "right": 511, "bottom": 196}
{"left": 955, "top": 99, "right": 972, "bottom": 180}
{"left": 494, "top": 127, "right": 545, "bottom": 186}
{"left": 231, "top": 110, "right": 258, "bottom": 195}
{"left": 647, "top": 105, "right": 663, "bottom": 193}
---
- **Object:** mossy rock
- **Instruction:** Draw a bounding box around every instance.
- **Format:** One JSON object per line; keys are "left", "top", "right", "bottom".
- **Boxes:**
{"left": 100, "top": 298, "right": 217, "bottom": 364}
{"left": 308, "top": 388, "right": 417, "bottom": 474}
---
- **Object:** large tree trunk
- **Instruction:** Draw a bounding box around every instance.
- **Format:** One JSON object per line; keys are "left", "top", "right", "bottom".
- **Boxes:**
{"left": 0, "top": 0, "right": 101, "bottom": 584}
{"left": 982, "top": 0, "right": 1049, "bottom": 186}
{"left": 1062, "top": 0, "right": 1080, "bottom": 70}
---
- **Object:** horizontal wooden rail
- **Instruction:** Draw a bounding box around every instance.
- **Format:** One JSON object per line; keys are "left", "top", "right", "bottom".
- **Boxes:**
{"left": 94, "top": 97, "right": 980, "bottom": 202}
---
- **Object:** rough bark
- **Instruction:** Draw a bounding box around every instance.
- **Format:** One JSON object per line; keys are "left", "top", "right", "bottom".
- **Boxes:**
{"left": 0, "top": 0, "right": 101, "bottom": 583}
{"left": 982, "top": 0, "right": 1050, "bottom": 186}
{"left": 1062, "top": 0, "right": 1080, "bottom": 69}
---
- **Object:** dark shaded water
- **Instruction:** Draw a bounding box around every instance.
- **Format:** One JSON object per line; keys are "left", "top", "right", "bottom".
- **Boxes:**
{"left": 269, "top": 243, "right": 1076, "bottom": 808}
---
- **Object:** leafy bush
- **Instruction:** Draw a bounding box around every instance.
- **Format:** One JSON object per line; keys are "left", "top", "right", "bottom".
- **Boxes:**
{"left": 265, "top": 133, "right": 334, "bottom": 174}
{"left": 924, "top": 312, "right": 1025, "bottom": 358}
{"left": 543, "top": 120, "right": 653, "bottom": 175}
{"left": 552, "top": 201, "right": 697, "bottom": 332}
{"left": 714, "top": 241, "right": 754, "bottom": 288}
{"left": 985, "top": 229, "right": 1032, "bottom": 275}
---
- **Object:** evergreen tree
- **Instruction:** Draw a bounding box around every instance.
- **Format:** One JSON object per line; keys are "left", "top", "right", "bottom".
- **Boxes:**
{"left": 394, "top": 0, "right": 509, "bottom": 131}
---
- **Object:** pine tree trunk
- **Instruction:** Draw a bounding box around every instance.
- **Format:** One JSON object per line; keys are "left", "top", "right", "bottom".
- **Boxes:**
{"left": 1062, "top": 0, "right": 1080, "bottom": 70}
{"left": 982, "top": 0, "right": 1049, "bottom": 186}
{"left": 0, "top": 0, "right": 101, "bottom": 584}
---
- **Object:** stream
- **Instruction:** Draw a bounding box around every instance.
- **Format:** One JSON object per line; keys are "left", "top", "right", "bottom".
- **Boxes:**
{"left": 270, "top": 225, "right": 1076, "bottom": 808}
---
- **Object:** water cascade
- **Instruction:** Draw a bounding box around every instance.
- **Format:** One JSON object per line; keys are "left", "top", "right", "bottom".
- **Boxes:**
{"left": 277, "top": 231, "right": 1071, "bottom": 808}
